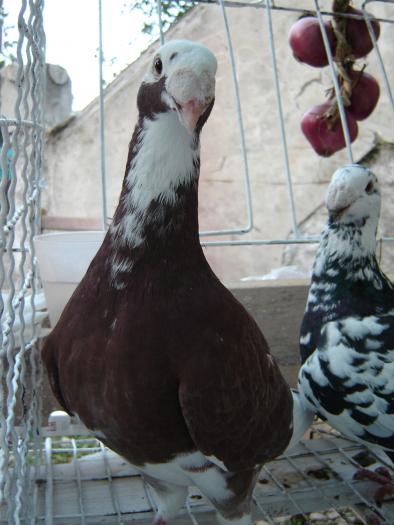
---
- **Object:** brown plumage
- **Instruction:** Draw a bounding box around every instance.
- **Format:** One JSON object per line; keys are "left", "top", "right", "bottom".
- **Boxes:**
{"left": 42, "top": 40, "right": 294, "bottom": 525}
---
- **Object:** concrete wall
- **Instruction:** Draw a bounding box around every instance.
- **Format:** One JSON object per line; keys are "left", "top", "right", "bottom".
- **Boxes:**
{"left": 0, "top": 63, "right": 72, "bottom": 128}
{"left": 42, "top": 1, "right": 394, "bottom": 285}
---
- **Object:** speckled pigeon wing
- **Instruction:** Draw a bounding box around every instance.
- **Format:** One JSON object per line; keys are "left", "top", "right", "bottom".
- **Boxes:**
{"left": 178, "top": 321, "right": 293, "bottom": 472}
{"left": 299, "top": 309, "right": 322, "bottom": 364}
{"left": 299, "top": 313, "right": 394, "bottom": 450}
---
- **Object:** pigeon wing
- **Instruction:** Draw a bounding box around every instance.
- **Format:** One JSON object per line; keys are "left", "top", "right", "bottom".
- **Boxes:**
{"left": 179, "top": 313, "right": 293, "bottom": 472}
{"left": 300, "top": 313, "right": 394, "bottom": 449}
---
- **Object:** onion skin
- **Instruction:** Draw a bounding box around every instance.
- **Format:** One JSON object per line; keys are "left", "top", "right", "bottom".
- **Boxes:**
{"left": 347, "top": 71, "right": 380, "bottom": 121}
{"left": 301, "top": 102, "right": 358, "bottom": 157}
{"left": 289, "top": 17, "right": 336, "bottom": 67}
{"left": 345, "top": 7, "right": 381, "bottom": 58}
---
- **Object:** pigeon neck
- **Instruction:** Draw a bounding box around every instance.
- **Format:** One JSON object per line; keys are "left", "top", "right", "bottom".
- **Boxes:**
{"left": 109, "top": 112, "right": 201, "bottom": 252}
{"left": 312, "top": 220, "right": 380, "bottom": 281}
{"left": 300, "top": 218, "right": 393, "bottom": 363}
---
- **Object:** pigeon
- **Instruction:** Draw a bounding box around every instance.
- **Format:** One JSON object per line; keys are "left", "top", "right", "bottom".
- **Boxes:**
{"left": 298, "top": 164, "right": 394, "bottom": 503}
{"left": 42, "top": 40, "right": 311, "bottom": 525}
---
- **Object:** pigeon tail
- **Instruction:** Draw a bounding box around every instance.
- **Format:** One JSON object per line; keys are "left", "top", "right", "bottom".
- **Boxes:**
{"left": 284, "top": 389, "right": 314, "bottom": 452}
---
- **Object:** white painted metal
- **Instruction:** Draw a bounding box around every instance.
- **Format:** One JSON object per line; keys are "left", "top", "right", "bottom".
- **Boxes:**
{"left": 1, "top": 1, "right": 394, "bottom": 524}
{"left": 0, "top": 0, "right": 46, "bottom": 523}
{"left": 154, "top": 0, "right": 394, "bottom": 248}
{"left": 98, "top": 0, "right": 108, "bottom": 231}
{"left": 4, "top": 431, "right": 391, "bottom": 524}
{"left": 154, "top": 0, "right": 255, "bottom": 238}
{"left": 314, "top": 0, "right": 355, "bottom": 164}
{"left": 211, "top": 0, "right": 254, "bottom": 237}
{"left": 263, "top": 0, "right": 300, "bottom": 238}
{"left": 363, "top": 0, "right": 394, "bottom": 112}
{"left": 203, "top": 0, "right": 394, "bottom": 248}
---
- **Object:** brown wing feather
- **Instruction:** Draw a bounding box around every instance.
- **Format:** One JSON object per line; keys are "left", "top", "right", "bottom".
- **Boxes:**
{"left": 41, "top": 338, "right": 72, "bottom": 415}
{"left": 178, "top": 290, "right": 293, "bottom": 472}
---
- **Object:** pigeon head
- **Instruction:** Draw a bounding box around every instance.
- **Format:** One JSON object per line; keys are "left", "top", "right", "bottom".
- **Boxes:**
{"left": 138, "top": 40, "right": 217, "bottom": 135}
{"left": 325, "top": 164, "right": 380, "bottom": 228}
{"left": 109, "top": 40, "right": 217, "bottom": 254}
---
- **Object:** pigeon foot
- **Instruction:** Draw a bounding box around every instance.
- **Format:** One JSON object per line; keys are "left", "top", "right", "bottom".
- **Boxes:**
{"left": 216, "top": 512, "right": 252, "bottom": 525}
{"left": 152, "top": 517, "right": 166, "bottom": 525}
{"left": 354, "top": 466, "right": 394, "bottom": 506}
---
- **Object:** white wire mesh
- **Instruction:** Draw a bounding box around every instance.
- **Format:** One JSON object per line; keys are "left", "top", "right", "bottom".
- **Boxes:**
{"left": 0, "top": 0, "right": 45, "bottom": 522}
{"left": 198, "top": 0, "right": 394, "bottom": 248}
{"left": 152, "top": 0, "right": 394, "bottom": 250}
{"left": 1, "top": 0, "right": 394, "bottom": 524}
{"left": 23, "top": 425, "right": 394, "bottom": 524}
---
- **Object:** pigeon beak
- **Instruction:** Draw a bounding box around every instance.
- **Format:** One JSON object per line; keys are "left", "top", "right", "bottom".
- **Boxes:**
{"left": 166, "top": 68, "right": 215, "bottom": 135}
{"left": 176, "top": 98, "right": 209, "bottom": 135}
{"left": 328, "top": 205, "right": 350, "bottom": 223}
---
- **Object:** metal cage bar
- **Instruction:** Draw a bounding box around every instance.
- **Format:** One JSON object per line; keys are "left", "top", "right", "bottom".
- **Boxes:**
{"left": 0, "top": 0, "right": 46, "bottom": 522}
{"left": 1, "top": 1, "right": 394, "bottom": 524}
{"left": 164, "top": 0, "right": 394, "bottom": 249}
{"left": 154, "top": 0, "right": 256, "bottom": 238}
{"left": 23, "top": 429, "right": 394, "bottom": 523}
{"left": 363, "top": 0, "right": 394, "bottom": 112}
{"left": 263, "top": 0, "right": 300, "bottom": 239}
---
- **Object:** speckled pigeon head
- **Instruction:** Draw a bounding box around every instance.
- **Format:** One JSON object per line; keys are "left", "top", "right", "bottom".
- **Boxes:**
{"left": 138, "top": 40, "right": 217, "bottom": 134}
{"left": 325, "top": 164, "right": 381, "bottom": 226}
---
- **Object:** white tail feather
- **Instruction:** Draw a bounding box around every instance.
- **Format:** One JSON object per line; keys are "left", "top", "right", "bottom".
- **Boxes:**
{"left": 284, "top": 389, "right": 315, "bottom": 452}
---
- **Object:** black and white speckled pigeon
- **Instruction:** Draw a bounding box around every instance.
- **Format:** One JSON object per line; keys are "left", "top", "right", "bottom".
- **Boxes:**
{"left": 298, "top": 164, "right": 394, "bottom": 500}
{"left": 42, "top": 40, "right": 312, "bottom": 525}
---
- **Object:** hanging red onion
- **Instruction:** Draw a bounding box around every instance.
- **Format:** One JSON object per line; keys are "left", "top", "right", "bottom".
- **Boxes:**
{"left": 347, "top": 70, "right": 380, "bottom": 121}
{"left": 301, "top": 102, "right": 358, "bottom": 157}
{"left": 288, "top": 17, "right": 336, "bottom": 68}
{"left": 345, "top": 7, "right": 381, "bottom": 59}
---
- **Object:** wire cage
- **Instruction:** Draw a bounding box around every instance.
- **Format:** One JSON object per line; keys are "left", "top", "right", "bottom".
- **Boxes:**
{"left": 1, "top": 0, "right": 394, "bottom": 524}
{"left": 0, "top": 0, "right": 46, "bottom": 523}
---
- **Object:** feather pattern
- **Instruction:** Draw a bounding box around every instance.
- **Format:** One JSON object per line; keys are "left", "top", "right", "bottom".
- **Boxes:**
{"left": 299, "top": 164, "right": 394, "bottom": 454}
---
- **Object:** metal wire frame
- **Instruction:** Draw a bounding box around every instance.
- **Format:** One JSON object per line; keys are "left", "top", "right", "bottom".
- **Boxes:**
{"left": 150, "top": 0, "right": 394, "bottom": 249}
{"left": 300, "top": 437, "right": 393, "bottom": 523}
{"left": 0, "top": 0, "right": 46, "bottom": 523}
{"left": 19, "top": 425, "right": 394, "bottom": 524}
{"left": 188, "top": 0, "right": 394, "bottom": 24}
{"left": 39, "top": 436, "right": 126, "bottom": 524}
{"left": 98, "top": 0, "right": 108, "bottom": 231}
{"left": 152, "top": 0, "right": 253, "bottom": 239}
{"left": 0, "top": 0, "right": 391, "bottom": 523}
{"left": 363, "top": 1, "right": 394, "bottom": 112}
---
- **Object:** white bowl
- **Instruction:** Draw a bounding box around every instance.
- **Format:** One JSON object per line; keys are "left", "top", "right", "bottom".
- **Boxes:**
{"left": 34, "top": 231, "right": 106, "bottom": 326}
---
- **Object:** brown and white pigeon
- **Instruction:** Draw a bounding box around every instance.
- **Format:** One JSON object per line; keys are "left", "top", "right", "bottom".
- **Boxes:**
{"left": 42, "top": 40, "right": 311, "bottom": 525}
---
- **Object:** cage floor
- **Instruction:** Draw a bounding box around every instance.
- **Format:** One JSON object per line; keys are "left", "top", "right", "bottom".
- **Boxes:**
{"left": 10, "top": 425, "right": 390, "bottom": 525}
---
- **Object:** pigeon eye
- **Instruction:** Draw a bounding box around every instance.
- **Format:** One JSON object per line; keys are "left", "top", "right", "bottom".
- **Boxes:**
{"left": 154, "top": 57, "right": 163, "bottom": 75}
{"left": 365, "top": 181, "right": 374, "bottom": 194}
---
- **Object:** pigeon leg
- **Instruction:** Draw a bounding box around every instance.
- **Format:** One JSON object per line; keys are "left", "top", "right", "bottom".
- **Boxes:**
{"left": 180, "top": 463, "right": 258, "bottom": 525}
{"left": 153, "top": 484, "right": 188, "bottom": 524}
{"left": 142, "top": 474, "right": 188, "bottom": 525}
{"left": 216, "top": 514, "right": 252, "bottom": 525}
{"left": 152, "top": 518, "right": 166, "bottom": 525}
{"left": 354, "top": 467, "right": 394, "bottom": 506}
